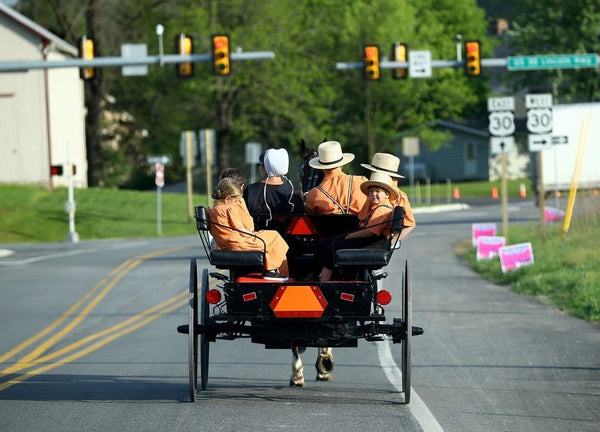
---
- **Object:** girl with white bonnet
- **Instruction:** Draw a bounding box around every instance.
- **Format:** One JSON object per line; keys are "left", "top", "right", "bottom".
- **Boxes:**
{"left": 244, "top": 148, "right": 304, "bottom": 228}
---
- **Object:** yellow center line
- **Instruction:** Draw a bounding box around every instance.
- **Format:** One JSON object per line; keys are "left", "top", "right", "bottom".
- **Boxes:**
{"left": 0, "top": 258, "right": 134, "bottom": 364}
{"left": 0, "top": 294, "right": 187, "bottom": 392}
{"left": 0, "top": 246, "right": 189, "bottom": 383}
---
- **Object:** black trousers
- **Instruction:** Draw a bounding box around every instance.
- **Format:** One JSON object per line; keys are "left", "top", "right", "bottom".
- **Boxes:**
{"left": 315, "top": 234, "right": 385, "bottom": 270}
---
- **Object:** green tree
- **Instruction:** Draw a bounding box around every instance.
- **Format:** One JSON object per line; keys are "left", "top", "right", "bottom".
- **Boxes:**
{"left": 505, "top": 0, "right": 600, "bottom": 103}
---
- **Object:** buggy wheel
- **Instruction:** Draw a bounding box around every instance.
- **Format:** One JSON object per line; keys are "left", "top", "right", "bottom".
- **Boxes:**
{"left": 199, "top": 268, "right": 210, "bottom": 391}
{"left": 401, "top": 259, "right": 412, "bottom": 404}
{"left": 188, "top": 258, "right": 198, "bottom": 402}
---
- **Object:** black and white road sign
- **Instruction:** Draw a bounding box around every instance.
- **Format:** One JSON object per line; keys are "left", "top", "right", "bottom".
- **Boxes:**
{"left": 528, "top": 134, "right": 552, "bottom": 152}
{"left": 489, "top": 111, "right": 516, "bottom": 136}
{"left": 527, "top": 108, "right": 553, "bottom": 134}
{"left": 490, "top": 136, "right": 515, "bottom": 154}
{"left": 488, "top": 97, "right": 516, "bottom": 139}
{"left": 526, "top": 93, "right": 553, "bottom": 152}
{"left": 408, "top": 51, "right": 432, "bottom": 78}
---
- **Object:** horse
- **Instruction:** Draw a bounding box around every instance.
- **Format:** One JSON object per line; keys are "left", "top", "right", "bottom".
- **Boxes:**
{"left": 289, "top": 138, "right": 333, "bottom": 387}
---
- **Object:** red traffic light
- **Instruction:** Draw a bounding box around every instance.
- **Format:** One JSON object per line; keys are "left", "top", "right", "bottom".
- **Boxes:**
{"left": 363, "top": 45, "right": 380, "bottom": 81}
{"left": 464, "top": 40, "right": 481, "bottom": 77}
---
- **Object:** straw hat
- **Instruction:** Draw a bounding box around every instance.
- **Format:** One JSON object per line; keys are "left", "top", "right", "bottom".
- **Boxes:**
{"left": 361, "top": 153, "right": 405, "bottom": 178}
{"left": 360, "top": 172, "right": 399, "bottom": 201}
{"left": 308, "top": 141, "right": 355, "bottom": 170}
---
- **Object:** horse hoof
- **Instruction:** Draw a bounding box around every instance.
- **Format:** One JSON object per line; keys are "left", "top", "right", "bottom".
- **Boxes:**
{"left": 316, "top": 373, "right": 332, "bottom": 381}
{"left": 289, "top": 375, "right": 305, "bottom": 387}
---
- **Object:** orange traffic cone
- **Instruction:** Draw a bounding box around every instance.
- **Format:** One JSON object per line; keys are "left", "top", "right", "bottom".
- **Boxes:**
{"left": 453, "top": 187, "right": 460, "bottom": 200}
{"left": 519, "top": 183, "right": 527, "bottom": 198}
{"left": 491, "top": 187, "right": 498, "bottom": 199}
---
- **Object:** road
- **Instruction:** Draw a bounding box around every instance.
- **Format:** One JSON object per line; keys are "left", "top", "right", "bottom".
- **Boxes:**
{"left": 0, "top": 200, "right": 598, "bottom": 431}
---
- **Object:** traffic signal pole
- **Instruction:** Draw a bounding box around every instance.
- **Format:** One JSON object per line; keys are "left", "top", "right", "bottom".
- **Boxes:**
{"left": 0, "top": 51, "right": 275, "bottom": 73}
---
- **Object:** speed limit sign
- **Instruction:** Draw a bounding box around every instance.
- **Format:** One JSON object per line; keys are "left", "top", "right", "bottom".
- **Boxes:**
{"left": 488, "top": 111, "right": 515, "bottom": 137}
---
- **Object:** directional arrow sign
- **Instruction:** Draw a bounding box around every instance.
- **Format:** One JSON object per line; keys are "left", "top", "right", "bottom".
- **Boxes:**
{"left": 490, "top": 136, "right": 514, "bottom": 154}
{"left": 552, "top": 135, "right": 568, "bottom": 145}
{"left": 528, "top": 134, "right": 552, "bottom": 152}
{"left": 409, "top": 51, "right": 432, "bottom": 78}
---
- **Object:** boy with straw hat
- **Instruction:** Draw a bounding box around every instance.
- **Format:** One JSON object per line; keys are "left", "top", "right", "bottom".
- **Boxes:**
{"left": 361, "top": 152, "right": 416, "bottom": 241}
{"left": 316, "top": 171, "right": 399, "bottom": 283}
{"left": 305, "top": 141, "right": 367, "bottom": 214}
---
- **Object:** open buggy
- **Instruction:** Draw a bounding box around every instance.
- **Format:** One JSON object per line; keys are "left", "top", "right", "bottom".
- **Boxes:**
{"left": 177, "top": 205, "right": 423, "bottom": 403}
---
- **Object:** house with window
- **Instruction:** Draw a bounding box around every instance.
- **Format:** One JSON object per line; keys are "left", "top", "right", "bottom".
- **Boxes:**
{"left": 0, "top": 3, "right": 87, "bottom": 188}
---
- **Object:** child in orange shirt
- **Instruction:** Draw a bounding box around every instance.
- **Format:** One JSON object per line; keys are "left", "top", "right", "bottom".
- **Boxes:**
{"left": 207, "top": 177, "right": 289, "bottom": 280}
{"left": 317, "top": 172, "right": 398, "bottom": 282}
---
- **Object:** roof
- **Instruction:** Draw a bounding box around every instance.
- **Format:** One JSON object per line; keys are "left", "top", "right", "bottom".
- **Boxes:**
{"left": 0, "top": 3, "right": 78, "bottom": 56}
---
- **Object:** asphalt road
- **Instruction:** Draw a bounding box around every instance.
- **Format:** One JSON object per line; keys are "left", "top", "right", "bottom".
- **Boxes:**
{"left": 0, "top": 200, "right": 598, "bottom": 431}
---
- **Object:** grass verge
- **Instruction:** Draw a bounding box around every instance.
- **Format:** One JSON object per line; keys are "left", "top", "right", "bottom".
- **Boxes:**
{"left": 457, "top": 196, "right": 600, "bottom": 324}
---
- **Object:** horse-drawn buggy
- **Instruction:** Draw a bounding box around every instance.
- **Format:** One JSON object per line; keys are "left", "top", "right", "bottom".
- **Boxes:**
{"left": 177, "top": 204, "right": 423, "bottom": 403}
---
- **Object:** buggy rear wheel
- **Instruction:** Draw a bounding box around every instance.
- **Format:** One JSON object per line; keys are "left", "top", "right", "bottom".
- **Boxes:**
{"left": 401, "top": 259, "right": 412, "bottom": 404}
{"left": 188, "top": 259, "right": 198, "bottom": 402}
{"left": 199, "top": 268, "right": 210, "bottom": 391}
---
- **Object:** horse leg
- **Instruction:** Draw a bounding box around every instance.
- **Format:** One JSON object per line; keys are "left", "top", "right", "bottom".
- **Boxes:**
{"left": 290, "top": 345, "right": 305, "bottom": 387}
{"left": 316, "top": 347, "right": 334, "bottom": 381}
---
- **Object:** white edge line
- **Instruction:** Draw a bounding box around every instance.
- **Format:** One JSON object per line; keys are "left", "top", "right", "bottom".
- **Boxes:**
{"left": 377, "top": 340, "right": 444, "bottom": 432}
{"left": 0, "top": 248, "right": 96, "bottom": 266}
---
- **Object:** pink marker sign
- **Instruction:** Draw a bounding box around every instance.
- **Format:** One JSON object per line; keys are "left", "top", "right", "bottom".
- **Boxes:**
{"left": 545, "top": 206, "right": 566, "bottom": 223}
{"left": 476, "top": 236, "right": 505, "bottom": 261}
{"left": 499, "top": 242, "right": 534, "bottom": 273}
{"left": 472, "top": 223, "right": 497, "bottom": 247}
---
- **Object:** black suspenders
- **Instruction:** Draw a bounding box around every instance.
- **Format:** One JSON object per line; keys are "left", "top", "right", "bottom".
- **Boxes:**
{"left": 317, "top": 175, "right": 354, "bottom": 214}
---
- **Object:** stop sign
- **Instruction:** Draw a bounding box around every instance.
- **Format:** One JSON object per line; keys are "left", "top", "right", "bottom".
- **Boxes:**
{"left": 155, "top": 163, "right": 165, "bottom": 187}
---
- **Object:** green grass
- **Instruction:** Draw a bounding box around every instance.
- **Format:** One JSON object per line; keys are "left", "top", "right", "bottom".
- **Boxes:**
{"left": 457, "top": 196, "right": 600, "bottom": 323}
{"left": 0, "top": 184, "right": 207, "bottom": 243}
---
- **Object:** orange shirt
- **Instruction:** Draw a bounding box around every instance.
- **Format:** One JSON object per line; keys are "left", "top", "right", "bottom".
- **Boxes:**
{"left": 207, "top": 202, "right": 251, "bottom": 250}
{"left": 305, "top": 169, "right": 367, "bottom": 214}
{"left": 393, "top": 188, "right": 416, "bottom": 228}
{"left": 357, "top": 198, "right": 394, "bottom": 237}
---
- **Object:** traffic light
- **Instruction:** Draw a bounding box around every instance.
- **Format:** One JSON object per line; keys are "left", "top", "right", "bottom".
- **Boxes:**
{"left": 175, "top": 34, "right": 194, "bottom": 77}
{"left": 464, "top": 40, "right": 481, "bottom": 77}
{"left": 392, "top": 42, "right": 408, "bottom": 79}
{"left": 211, "top": 35, "right": 230, "bottom": 76}
{"left": 363, "top": 45, "right": 380, "bottom": 80}
{"left": 79, "top": 36, "right": 94, "bottom": 80}
{"left": 50, "top": 165, "right": 63, "bottom": 176}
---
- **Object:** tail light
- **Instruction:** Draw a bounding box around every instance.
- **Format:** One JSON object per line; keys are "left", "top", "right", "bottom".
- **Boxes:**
{"left": 376, "top": 290, "right": 392, "bottom": 305}
{"left": 206, "top": 289, "right": 222, "bottom": 304}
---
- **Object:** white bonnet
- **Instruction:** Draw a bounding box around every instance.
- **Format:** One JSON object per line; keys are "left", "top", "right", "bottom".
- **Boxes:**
{"left": 264, "top": 148, "right": 289, "bottom": 177}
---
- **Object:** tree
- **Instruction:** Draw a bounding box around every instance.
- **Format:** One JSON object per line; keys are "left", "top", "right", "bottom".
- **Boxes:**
{"left": 504, "top": 0, "right": 600, "bottom": 103}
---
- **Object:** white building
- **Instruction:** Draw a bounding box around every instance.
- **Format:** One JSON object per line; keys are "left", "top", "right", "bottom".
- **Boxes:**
{"left": 0, "top": 3, "right": 87, "bottom": 188}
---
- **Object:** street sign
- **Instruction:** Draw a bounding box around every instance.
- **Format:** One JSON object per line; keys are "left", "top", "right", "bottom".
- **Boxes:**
{"left": 490, "top": 136, "right": 514, "bottom": 154}
{"left": 488, "top": 111, "right": 515, "bottom": 136}
{"left": 402, "top": 137, "right": 420, "bottom": 156}
{"left": 552, "top": 135, "right": 568, "bottom": 145}
{"left": 409, "top": 51, "right": 432, "bottom": 78}
{"left": 507, "top": 54, "right": 598, "bottom": 71}
{"left": 487, "top": 97, "right": 515, "bottom": 112}
{"left": 525, "top": 93, "right": 552, "bottom": 109}
{"left": 245, "top": 142, "right": 262, "bottom": 163}
{"left": 526, "top": 108, "right": 553, "bottom": 134}
{"left": 121, "top": 44, "right": 149, "bottom": 76}
{"left": 155, "top": 163, "right": 165, "bottom": 187}
{"left": 146, "top": 154, "right": 172, "bottom": 165}
{"left": 528, "top": 134, "right": 552, "bottom": 152}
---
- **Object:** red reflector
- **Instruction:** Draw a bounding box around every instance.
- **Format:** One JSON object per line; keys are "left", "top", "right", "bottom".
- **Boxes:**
{"left": 206, "top": 289, "right": 222, "bottom": 304}
{"left": 285, "top": 216, "right": 318, "bottom": 235}
{"left": 340, "top": 293, "right": 355, "bottom": 302}
{"left": 243, "top": 292, "right": 257, "bottom": 302}
{"left": 376, "top": 290, "right": 392, "bottom": 305}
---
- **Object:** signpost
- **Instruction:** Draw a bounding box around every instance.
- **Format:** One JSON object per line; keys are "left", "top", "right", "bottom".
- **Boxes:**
{"left": 488, "top": 97, "right": 515, "bottom": 242}
{"left": 245, "top": 142, "right": 262, "bottom": 183}
{"left": 146, "top": 154, "right": 171, "bottom": 236}
{"left": 526, "top": 93, "right": 553, "bottom": 243}
{"left": 402, "top": 136, "right": 420, "bottom": 200}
